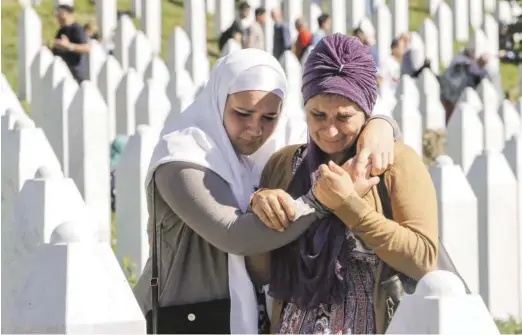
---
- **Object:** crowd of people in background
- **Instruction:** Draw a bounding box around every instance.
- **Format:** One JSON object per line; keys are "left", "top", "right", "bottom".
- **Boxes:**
{"left": 48, "top": 1, "right": 508, "bottom": 210}
{"left": 215, "top": 0, "right": 496, "bottom": 124}
{"left": 216, "top": 1, "right": 501, "bottom": 125}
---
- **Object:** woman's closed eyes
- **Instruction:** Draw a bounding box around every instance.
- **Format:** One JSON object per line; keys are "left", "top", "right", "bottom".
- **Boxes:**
{"left": 234, "top": 108, "right": 279, "bottom": 121}
{"left": 311, "top": 110, "right": 353, "bottom": 122}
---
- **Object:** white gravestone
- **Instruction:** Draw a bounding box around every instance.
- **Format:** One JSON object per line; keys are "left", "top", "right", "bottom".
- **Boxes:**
{"left": 390, "top": 0, "right": 409, "bottom": 37}
{"left": 327, "top": 0, "right": 346, "bottom": 34}
{"left": 393, "top": 97, "right": 423, "bottom": 155}
{"left": 2, "top": 167, "right": 91, "bottom": 331}
{"left": 451, "top": 0, "right": 469, "bottom": 42}
{"left": 1, "top": 120, "right": 62, "bottom": 226}
{"left": 17, "top": 6, "right": 42, "bottom": 102}
{"left": 165, "top": 26, "right": 191, "bottom": 75}
{"left": 115, "top": 125, "right": 158, "bottom": 276}
{"left": 346, "top": 0, "right": 366, "bottom": 31}
{"left": 143, "top": 57, "right": 170, "bottom": 89}
{"left": 466, "top": 151, "right": 521, "bottom": 320}
{"left": 140, "top": 0, "right": 161, "bottom": 54}
{"left": 116, "top": 69, "right": 144, "bottom": 136}
{"left": 135, "top": 79, "right": 171, "bottom": 132}
{"left": 385, "top": 271, "right": 500, "bottom": 334}
{"left": 435, "top": 2, "right": 453, "bottom": 68}
{"left": 113, "top": 15, "right": 137, "bottom": 71}
{"left": 97, "top": 55, "right": 124, "bottom": 143}
{"left": 503, "top": 136, "right": 522, "bottom": 322}
{"left": 456, "top": 87, "right": 483, "bottom": 112}
{"left": 129, "top": 31, "right": 153, "bottom": 78}
{"left": 429, "top": 156, "right": 479, "bottom": 294}
{"left": 49, "top": 76, "right": 79, "bottom": 177}
{"left": 445, "top": 103, "right": 484, "bottom": 174}
{"left": 214, "top": 0, "right": 235, "bottom": 38}
{"left": 29, "top": 47, "right": 54, "bottom": 125}
{"left": 499, "top": 99, "right": 522, "bottom": 141}
{"left": 95, "top": 0, "right": 117, "bottom": 42}
{"left": 86, "top": 40, "right": 107, "bottom": 86}
{"left": 184, "top": 0, "right": 210, "bottom": 90}
{"left": 67, "top": 81, "right": 111, "bottom": 243}
{"left": 373, "top": 5, "right": 393, "bottom": 69}
{"left": 8, "top": 221, "right": 146, "bottom": 333}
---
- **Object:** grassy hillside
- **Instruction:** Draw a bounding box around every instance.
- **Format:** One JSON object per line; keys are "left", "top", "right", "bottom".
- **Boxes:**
{"left": 1, "top": 0, "right": 518, "bottom": 97}
{"left": 1, "top": 0, "right": 220, "bottom": 93}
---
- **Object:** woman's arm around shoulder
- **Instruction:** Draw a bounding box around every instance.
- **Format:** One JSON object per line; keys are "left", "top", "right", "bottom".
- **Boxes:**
{"left": 333, "top": 142, "right": 438, "bottom": 280}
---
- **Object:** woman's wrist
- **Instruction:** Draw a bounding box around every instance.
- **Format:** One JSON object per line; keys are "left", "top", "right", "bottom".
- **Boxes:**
{"left": 333, "top": 193, "right": 372, "bottom": 228}
{"left": 248, "top": 188, "right": 267, "bottom": 210}
{"left": 303, "top": 188, "right": 331, "bottom": 218}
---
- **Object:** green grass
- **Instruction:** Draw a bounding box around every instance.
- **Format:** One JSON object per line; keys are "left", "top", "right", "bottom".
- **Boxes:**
{"left": 1, "top": 0, "right": 220, "bottom": 97}
{"left": 2, "top": 0, "right": 518, "bottom": 99}
{"left": 2, "top": 1, "right": 522, "bottom": 331}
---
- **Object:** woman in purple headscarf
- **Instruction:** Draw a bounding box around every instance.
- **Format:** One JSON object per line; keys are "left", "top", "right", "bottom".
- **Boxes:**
{"left": 248, "top": 34, "right": 438, "bottom": 334}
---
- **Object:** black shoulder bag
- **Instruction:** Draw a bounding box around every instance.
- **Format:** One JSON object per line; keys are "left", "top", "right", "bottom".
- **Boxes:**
{"left": 376, "top": 176, "right": 471, "bottom": 328}
{"left": 145, "top": 173, "right": 231, "bottom": 334}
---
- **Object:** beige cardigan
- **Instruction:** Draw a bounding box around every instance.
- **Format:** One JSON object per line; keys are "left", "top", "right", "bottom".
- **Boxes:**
{"left": 248, "top": 142, "right": 439, "bottom": 334}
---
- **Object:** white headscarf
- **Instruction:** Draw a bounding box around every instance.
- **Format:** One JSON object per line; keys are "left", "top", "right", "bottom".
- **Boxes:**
{"left": 145, "top": 48, "right": 288, "bottom": 334}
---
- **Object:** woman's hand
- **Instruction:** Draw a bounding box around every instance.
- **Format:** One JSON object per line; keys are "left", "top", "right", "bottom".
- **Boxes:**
{"left": 312, "top": 162, "right": 357, "bottom": 210}
{"left": 357, "top": 118, "right": 395, "bottom": 176}
{"left": 250, "top": 189, "right": 296, "bottom": 232}
{"left": 342, "top": 148, "right": 381, "bottom": 197}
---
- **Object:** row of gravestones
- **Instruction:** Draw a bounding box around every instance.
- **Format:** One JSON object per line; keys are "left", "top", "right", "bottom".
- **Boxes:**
{"left": 0, "top": 68, "right": 515, "bottom": 333}
{"left": 4, "top": 66, "right": 522, "bottom": 331}
{"left": 2, "top": 1, "right": 220, "bottom": 330}
{"left": 3, "top": 0, "right": 520, "bottom": 328}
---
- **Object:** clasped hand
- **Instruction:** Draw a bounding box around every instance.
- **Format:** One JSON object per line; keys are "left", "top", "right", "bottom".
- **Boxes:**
{"left": 249, "top": 189, "right": 296, "bottom": 232}
{"left": 312, "top": 150, "right": 380, "bottom": 210}
{"left": 250, "top": 148, "right": 380, "bottom": 230}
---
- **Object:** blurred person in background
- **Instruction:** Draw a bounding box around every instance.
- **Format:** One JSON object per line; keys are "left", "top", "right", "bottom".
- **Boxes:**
{"left": 247, "top": 7, "right": 266, "bottom": 50}
{"left": 52, "top": 4, "right": 91, "bottom": 83}
{"left": 311, "top": 13, "right": 331, "bottom": 46}
{"left": 220, "top": 25, "right": 243, "bottom": 57}
{"left": 294, "top": 18, "right": 312, "bottom": 61}
{"left": 272, "top": 8, "right": 292, "bottom": 60}
{"left": 379, "top": 38, "right": 405, "bottom": 98}
{"left": 219, "top": 1, "right": 251, "bottom": 51}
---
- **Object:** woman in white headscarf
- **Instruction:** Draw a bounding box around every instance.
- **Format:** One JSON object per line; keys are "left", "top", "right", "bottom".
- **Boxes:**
{"left": 133, "top": 48, "right": 401, "bottom": 334}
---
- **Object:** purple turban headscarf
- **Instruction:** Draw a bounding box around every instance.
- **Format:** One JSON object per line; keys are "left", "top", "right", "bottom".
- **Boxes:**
{"left": 269, "top": 34, "right": 379, "bottom": 310}
{"left": 302, "top": 33, "right": 378, "bottom": 114}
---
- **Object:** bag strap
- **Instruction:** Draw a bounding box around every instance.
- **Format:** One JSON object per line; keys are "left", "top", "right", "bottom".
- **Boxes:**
{"left": 150, "top": 172, "right": 160, "bottom": 334}
{"left": 376, "top": 175, "right": 398, "bottom": 282}
{"left": 376, "top": 175, "right": 392, "bottom": 220}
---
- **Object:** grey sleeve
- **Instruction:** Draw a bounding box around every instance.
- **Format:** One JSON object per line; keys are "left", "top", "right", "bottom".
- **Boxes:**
{"left": 154, "top": 162, "right": 327, "bottom": 256}
{"left": 367, "top": 114, "right": 404, "bottom": 142}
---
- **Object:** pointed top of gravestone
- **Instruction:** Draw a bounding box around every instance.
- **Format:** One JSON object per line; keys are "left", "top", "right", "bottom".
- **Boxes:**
{"left": 136, "top": 124, "right": 150, "bottom": 135}
{"left": 13, "top": 118, "right": 35, "bottom": 130}
{"left": 35, "top": 166, "right": 61, "bottom": 179}
{"left": 435, "top": 155, "right": 454, "bottom": 167}
{"left": 50, "top": 221, "right": 95, "bottom": 245}
{"left": 5, "top": 108, "right": 18, "bottom": 117}
{"left": 414, "top": 270, "right": 467, "bottom": 297}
